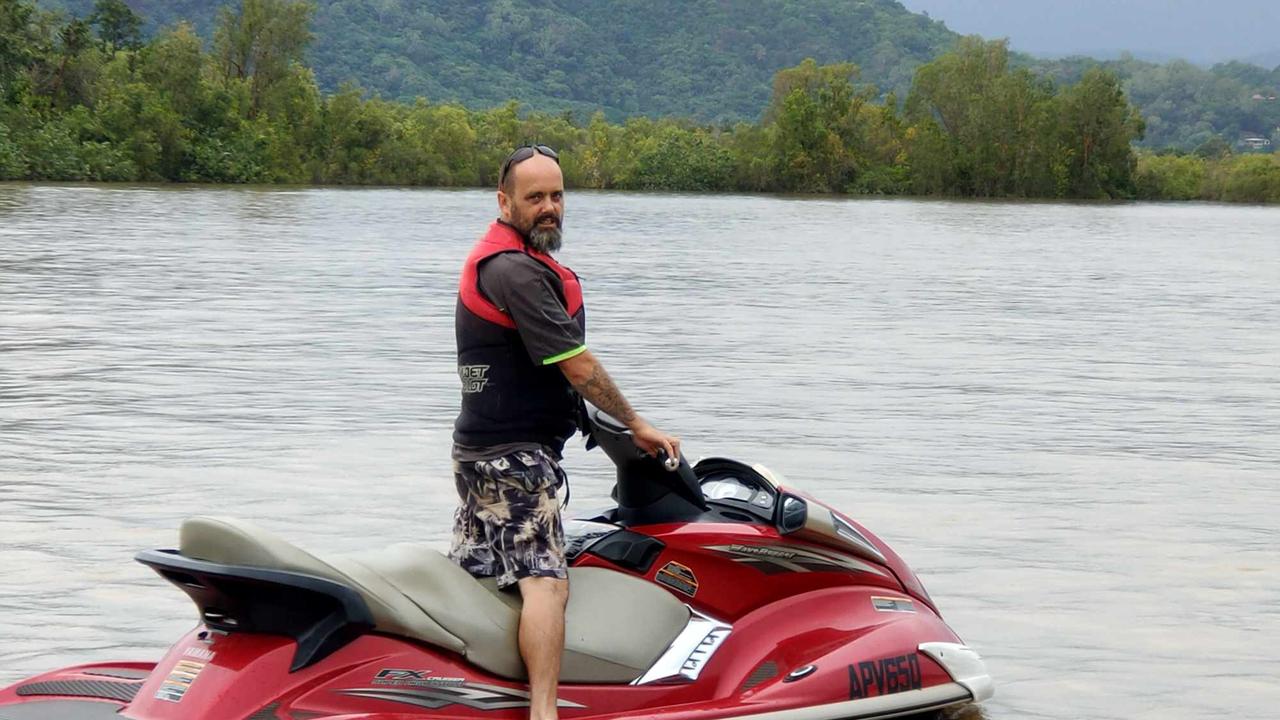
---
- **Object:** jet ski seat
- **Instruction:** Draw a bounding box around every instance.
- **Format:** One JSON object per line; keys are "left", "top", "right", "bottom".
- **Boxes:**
{"left": 178, "top": 516, "right": 689, "bottom": 683}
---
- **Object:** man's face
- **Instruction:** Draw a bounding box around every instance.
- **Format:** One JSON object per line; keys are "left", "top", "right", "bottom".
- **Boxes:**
{"left": 498, "top": 154, "right": 564, "bottom": 254}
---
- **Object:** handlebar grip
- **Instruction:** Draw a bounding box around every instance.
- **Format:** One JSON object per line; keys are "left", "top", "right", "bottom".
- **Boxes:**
{"left": 657, "top": 449, "right": 681, "bottom": 472}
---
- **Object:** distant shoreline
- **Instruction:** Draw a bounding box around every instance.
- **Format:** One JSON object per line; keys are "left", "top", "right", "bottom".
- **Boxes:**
{"left": 3, "top": 3, "right": 1277, "bottom": 203}
{"left": 4, "top": 179, "right": 1277, "bottom": 207}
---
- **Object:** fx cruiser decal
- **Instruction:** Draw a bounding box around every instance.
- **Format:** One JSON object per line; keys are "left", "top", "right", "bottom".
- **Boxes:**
{"left": 338, "top": 683, "right": 586, "bottom": 711}
{"left": 704, "top": 543, "right": 891, "bottom": 576}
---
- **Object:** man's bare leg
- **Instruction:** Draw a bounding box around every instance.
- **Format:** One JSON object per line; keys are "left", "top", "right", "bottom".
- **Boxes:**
{"left": 516, "top": 576, "right": 569, "bottom": 720}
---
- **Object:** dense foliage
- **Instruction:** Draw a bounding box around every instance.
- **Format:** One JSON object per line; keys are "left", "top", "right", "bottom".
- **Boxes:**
{"left": 35, "top": 0, "right": 1280, "bottom": 152}
{"left": 1136, "top": 152, "right": 1280, "bottom": 203}
{"left": 1036, "top": 55, "right": 1280, "bottom": 151}
{"left": 38, "top": 0, "right": 957, "bottom": 122}
{"left": 3, "top": 0, "right": 1277, "bottom": 202}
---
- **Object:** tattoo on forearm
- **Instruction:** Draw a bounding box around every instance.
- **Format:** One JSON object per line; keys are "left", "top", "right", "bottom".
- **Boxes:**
{"left": 574, "top": 363, "right": 637, "bottom": 425}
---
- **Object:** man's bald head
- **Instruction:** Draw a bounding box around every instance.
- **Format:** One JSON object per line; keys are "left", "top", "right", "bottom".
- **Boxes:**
{"left": 498, "top": 152, "right": 565, "bottom": 254}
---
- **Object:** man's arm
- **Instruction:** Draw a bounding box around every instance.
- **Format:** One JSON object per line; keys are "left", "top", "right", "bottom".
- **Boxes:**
{"left": 558, "top": 349, "right": 680, "bottom": 460}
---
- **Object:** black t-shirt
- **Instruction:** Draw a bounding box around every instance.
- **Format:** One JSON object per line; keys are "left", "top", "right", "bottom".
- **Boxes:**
{"left": 452, "top": 251, "right": 586, "bottom": 463}
{"left": 476, "top": 252, "right": 586, "bottom": 365}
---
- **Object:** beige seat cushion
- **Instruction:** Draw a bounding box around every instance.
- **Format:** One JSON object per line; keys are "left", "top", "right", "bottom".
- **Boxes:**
{"left": 179, "top": 517, "right": 465, "bottom": 654}
{"left": 358, "top": 543, "right": 690, "bottom": 682}
{"left": 178, "top": 517, "right": 689, "bottom": 683}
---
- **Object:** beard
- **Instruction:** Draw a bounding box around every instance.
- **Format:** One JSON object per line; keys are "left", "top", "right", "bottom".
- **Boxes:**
{"left": 522, "top": 211, "right": 563, "bottom": 253}
{"left": 528, "top": 225, "right": 562, "bottom": 253}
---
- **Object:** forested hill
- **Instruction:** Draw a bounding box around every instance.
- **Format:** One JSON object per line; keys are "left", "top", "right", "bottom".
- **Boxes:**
{"left": 32, "top": 0, "right": 1280, "bottom": 149}
{"left": 38, "top": 0, "right": 958, "bottom": 121}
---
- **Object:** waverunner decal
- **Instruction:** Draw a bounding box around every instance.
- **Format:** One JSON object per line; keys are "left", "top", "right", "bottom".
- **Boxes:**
{"left": 338, "top": 684, "right": 586, "bottom": 711}
{"left": 848, "top": 652, "right": 922, "bottom": 699}
{"left": 154, "top": 659, "right": 206, "bottom": 703}
{"left": 705, "top": 543, "right": 889, "bottom": 576}
{"left": 655, "top": 561, "right": 699, "bottom": 597}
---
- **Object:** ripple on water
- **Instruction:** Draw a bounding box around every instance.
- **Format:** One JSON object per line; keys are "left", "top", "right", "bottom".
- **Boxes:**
{"left": 1, "top": 186, "right": 1277, "bottom": 719}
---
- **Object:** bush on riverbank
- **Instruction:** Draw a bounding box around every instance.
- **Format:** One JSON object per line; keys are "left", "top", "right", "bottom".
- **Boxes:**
{"left": 1207, "top": 155, "right": 1280, "bottom": 203}
{"left": 1136, "top": 152, "right": 1280, "bottom": 203}
{"left": 1, "top": 0, "right": 1275, "bottom": 202}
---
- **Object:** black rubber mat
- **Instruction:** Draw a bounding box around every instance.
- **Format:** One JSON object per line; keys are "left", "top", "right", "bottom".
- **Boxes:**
{"left": 16, "top": 681, "right": 140, "bottom": 703}
{"left": 0, "top": 700, "right": 125, "bottom": 719}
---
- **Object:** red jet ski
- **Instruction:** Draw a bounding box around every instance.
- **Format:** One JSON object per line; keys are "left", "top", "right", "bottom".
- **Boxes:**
{"left": 0, "top": 406, "right": 993, "bottom": 719}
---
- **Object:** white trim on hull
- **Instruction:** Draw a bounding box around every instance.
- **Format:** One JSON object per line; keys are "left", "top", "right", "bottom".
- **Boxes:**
{"left": 714, "top": 682, "right": 972, "bottom": 720}
{"left": 918, "top": 643, "right": 994, "bottom": 703}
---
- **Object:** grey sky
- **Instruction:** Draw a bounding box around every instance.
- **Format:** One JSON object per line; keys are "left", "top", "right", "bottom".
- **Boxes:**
{"left": 897, "top": 0, "right": 1280, "bottom": 66}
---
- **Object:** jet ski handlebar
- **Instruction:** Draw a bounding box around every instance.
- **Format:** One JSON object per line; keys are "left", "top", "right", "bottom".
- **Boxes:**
{"left": 657, "top": 448, "right": 681, "bottom": 472}
{"left": 580, "top": 403, "right": 710, "bottom": 524}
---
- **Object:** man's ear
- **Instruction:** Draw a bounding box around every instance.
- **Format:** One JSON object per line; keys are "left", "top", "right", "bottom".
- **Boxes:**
{"left": 497, "top": 189, "right": 512, "bottom": 221}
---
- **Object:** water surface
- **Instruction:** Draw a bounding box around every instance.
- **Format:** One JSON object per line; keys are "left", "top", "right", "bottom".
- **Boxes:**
{"left": 1, "top": 184, "right": 1277, "bottom": 719}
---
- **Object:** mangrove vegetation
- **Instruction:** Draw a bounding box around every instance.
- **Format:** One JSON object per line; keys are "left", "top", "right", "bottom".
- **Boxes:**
{"left": 2, "top": 0, "right": 1278, "bottom": 202}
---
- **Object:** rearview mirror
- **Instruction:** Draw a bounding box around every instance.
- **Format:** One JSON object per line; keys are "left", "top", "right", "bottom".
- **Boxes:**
{"left": 778, "top": 495, "right": 807, "bottom": 534}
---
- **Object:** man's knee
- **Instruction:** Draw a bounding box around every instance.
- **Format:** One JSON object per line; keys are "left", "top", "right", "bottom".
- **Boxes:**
{"left": 518, "top": 576, "right": 569, "bottom": 607}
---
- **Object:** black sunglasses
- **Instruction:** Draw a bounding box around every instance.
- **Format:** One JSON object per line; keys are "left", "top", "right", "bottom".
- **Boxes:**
{"left": 499, "top": 144, "right": 559, "bottom": 186}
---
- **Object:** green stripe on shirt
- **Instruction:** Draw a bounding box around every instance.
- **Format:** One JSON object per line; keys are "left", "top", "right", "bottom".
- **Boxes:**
{"left": 542, "top": 344, "right": 588, "bottom": 365}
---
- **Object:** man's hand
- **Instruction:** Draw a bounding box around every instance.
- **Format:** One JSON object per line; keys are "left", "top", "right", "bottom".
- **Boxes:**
{"left": 558, "top": 349, "right": 680, "bottom": 460}
{"left": 629, "top": 418, "right": 681, "bottom": 463}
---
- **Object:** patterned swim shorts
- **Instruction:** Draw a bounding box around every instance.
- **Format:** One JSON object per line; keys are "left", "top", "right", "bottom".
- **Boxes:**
{"left": 447, "top": 447, "right": 568, "bottom": 589}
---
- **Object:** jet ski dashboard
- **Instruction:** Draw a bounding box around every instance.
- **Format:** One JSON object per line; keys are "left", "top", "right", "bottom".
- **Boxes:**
{"left": 693, "top": 458, "right": 778, "bottom": 523}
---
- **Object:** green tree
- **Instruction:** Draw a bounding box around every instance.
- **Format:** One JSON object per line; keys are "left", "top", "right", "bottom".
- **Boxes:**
{"left": 316, "top": 84, "right": 394, "bottom": 183}
{"left": 1056, "top": 68, "right": 1144, "bottom": 198}
{"left": 419, "top": 103, "right": 479, "bottom": 185}
{"left": 765, "top": 59, "right": 876, "bottom": 192}
{"left": 0, "top": 118, "right": 26, "bottom": 178}
{"left": 213, "top": 0, "right": 313, "bottom": 117}
{"left": 725, "top": 120, "right": 774, "bottom": 192}
{"left": 137, "top": 23, "right": 206, "bottom": 116}
{"left": 92, "top": 58, "right": 186, "bottom": 180}
{"left": 43, "top": 17, "right": 99, "bottom": 109}
{"left": 1, "top": 0, "right": 38, "bottom": 99}
{"left": 472, "top": 101, "right": 524, "bottom": 185}
{"left": 89, "top": 0, "right": 142, "bottom": 51}
{"left": 626, "top": 123, "right": 733, "bottom": 191}
{"left": 575, "top": 110, "right": 627, "bottom": 188}
{"left": 906, "top": 37, "right": 1059, "bottom": 197}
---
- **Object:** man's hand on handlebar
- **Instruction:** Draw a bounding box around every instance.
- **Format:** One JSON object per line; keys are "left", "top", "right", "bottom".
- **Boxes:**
{"left": 629, "top": 418, "right": 681, "bottom": 467}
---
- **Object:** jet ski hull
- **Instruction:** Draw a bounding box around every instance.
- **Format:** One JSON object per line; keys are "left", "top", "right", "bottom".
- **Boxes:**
{"left": 1, "top": 629, "right": 978, "bottom": 719}
{"left": 1, "top": 415, "right": 992, "bottom": 718}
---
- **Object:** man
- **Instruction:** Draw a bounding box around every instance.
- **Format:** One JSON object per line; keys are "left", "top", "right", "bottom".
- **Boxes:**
{"left": 449, "top": 144, "right": 680, "bottom": 720}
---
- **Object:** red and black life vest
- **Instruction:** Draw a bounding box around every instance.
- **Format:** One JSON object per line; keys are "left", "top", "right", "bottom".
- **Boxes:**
{"left": 452, "top": 221, "right": 586, "bottom": 451}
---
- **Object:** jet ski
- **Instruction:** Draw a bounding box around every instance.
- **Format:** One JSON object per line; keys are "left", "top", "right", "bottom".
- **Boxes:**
{"left": 0, "top": 405, "right": 993, "bottom": 719}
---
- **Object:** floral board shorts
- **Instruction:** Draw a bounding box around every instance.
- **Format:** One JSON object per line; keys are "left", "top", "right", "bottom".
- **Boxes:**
{"left": 447, "top": 448, "right": 568, "bottom": 589}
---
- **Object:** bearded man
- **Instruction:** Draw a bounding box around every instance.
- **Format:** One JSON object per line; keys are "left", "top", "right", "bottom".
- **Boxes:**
{"left": 449, "top": 144, "right": 679, "bottom": 720}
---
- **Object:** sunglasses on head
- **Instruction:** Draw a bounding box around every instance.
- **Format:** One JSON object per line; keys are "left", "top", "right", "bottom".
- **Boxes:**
{"left": 499, "top": 144, "right": 559, "bottom": 187}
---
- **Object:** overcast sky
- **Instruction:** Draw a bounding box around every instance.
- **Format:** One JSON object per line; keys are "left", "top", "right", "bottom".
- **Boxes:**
{"left": 898, "top": 0, "right": 1280, "bottom": 65}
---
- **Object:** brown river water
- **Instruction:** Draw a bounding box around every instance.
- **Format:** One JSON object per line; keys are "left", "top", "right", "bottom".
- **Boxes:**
{"left": 1, "top": 184, "right": 1277, "bottom": 719}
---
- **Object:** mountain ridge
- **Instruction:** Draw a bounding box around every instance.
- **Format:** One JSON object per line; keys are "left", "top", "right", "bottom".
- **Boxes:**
{"left": 38, "top": 0, "right": 958, "bottom": 121}
{"left": 34, "top": 0, "right": 1280, "bottom": 149}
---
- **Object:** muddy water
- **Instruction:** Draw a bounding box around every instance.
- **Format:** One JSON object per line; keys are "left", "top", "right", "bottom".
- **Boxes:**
{"left": 1, "top": 184, "right": 1277, "bottom": 718}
